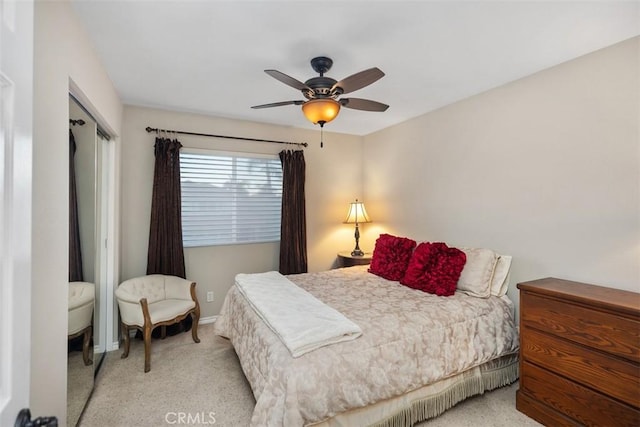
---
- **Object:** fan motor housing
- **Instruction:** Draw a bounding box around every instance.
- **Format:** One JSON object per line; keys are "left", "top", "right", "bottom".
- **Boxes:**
{"left": 303, "top": 76, "right": 338, "bottom": 99}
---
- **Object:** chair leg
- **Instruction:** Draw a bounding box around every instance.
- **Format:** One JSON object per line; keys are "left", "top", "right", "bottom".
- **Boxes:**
{"left": 121, "top": 322, "right": 130, "bottom": 359}
{"left": 191, "top": 311, "right": 200, "bottom": 344}
{"left": 82, "top": 325, "right": 93, "bottom": 366}
{"left": 143, "top": 323, "right": 152, "bottom": 373}
{"left": 189, "top": 282, "right": 201, "bottom": 344}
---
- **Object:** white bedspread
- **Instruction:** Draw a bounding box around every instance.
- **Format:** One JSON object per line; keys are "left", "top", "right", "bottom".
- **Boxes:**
{"left": 216, "top": 266, "right": 519, "bottom": 426}
{"left": 235, "top": 271, "right": 362, "bottom": 357}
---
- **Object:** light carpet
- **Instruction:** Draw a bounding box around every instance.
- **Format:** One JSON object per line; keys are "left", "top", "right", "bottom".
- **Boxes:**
{"left": 79, "top": 323, "right": 541, "bottom": 427}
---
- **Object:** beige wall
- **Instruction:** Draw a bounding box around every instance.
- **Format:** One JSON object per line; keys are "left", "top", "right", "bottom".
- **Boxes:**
{"left": 120, "top": 106, "right": 363, "bottom": 318}
{"left": 363, "top": 37, "right": 640, "bottom": 313}
{"left": 33, "top": 1, "right": 122, "bottom": 424}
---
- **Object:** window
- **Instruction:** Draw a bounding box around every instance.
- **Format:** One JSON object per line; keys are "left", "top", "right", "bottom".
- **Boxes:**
{"left": 180, "top": 150, "right": 283, "bottom": 247}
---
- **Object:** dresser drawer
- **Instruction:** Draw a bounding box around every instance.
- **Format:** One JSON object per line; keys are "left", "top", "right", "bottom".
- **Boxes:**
{"left": 521, "top": 292, "right": 640, "bottom": 364}
{"left": 520, "top": 360, "right": 640, "bottom": 426}
{"left": 521, "top": 327, "right": 640, "bottom": 408}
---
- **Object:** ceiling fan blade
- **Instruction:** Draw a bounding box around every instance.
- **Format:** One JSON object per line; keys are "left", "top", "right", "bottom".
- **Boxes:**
{"left": 251, "top": 100, "right": 305, "bottom": 109}
{"left": 340, "top": 98, "right": 389, "bottom": 112}
{"left": 332, "top": 68, "right": 385, "bottom": 95}
{"left": 264, "top": 70, "right": 312, "bottom": 91}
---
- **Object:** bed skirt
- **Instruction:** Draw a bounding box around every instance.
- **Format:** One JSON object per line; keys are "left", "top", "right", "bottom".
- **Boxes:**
{"left": 310, "top": 353, "right": 519, "bottom": 427}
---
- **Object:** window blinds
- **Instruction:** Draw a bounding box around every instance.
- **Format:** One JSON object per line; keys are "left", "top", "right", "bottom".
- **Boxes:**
{"left": 180, "top": 151, "right": 283, "bottom": 247}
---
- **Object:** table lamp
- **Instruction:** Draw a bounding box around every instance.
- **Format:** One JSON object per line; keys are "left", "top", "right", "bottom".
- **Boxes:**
{"left": 344, "top": 199, "right": 371, "bottom": 256}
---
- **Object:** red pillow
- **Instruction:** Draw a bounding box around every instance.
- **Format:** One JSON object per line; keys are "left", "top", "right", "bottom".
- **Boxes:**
{"left": 368, "top": 234, "right": 417, "bottom": 281}
{"left": 400, "top": 242, "right": 467, "bottom": 296}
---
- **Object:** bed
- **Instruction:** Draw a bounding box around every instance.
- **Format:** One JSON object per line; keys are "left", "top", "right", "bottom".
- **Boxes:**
{"left": 214, "top": 243, "right": 519, "bottom": 427}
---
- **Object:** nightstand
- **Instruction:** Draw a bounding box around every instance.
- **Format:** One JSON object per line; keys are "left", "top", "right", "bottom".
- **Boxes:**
{"left": 337, "top": 251, "right": 373, "bottom": 268}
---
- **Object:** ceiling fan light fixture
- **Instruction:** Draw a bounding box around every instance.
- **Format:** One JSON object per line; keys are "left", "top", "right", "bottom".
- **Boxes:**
{"left": 302, "top": 98, "right": 340, "bottom": 126}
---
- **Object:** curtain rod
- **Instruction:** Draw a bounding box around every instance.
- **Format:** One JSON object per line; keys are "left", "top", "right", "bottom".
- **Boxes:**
{"left": 145, "top": 126, "right": 308, "bottom": 148}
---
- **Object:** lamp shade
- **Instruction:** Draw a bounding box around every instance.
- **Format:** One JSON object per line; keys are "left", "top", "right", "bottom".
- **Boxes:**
{"left": 302, "top": 99, "right": 341, "bottom": 125}
{"left": 344, "top": 199, "right": 371, "bottom": 224}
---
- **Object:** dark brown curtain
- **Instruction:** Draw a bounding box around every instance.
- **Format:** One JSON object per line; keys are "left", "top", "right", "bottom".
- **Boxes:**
{"left": 69, "top": 130, "right": 84, "bottom": 282}
{"left": 279, "top": 150, "right": 307, "bottom": 274}
{"left": 146, "top": 136, "right": 186, "bottom": 278}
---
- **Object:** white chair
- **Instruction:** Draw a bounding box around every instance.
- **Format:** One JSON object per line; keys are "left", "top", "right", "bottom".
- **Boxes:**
{"left": 115, "top": 274, "right": 200, "bottom": 372}
{"left": 68, "top": 281, "right": 95, "bottom": 366}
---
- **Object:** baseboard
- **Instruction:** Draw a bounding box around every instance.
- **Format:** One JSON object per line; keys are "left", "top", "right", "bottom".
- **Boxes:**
{"left": 199, "top": 315, "right": 217, "bottom": 325}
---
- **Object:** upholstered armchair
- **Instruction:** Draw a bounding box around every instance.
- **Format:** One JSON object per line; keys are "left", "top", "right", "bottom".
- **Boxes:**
{"left": 68, "top": 281, "right": 95, "bottom": 366}
{"left": 115, "top": 274, "right": 200, "bottom": 372}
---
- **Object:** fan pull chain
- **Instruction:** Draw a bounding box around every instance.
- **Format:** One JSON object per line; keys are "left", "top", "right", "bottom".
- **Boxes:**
{"left": 320, "top": 125, "right": 324, "bottom": 148}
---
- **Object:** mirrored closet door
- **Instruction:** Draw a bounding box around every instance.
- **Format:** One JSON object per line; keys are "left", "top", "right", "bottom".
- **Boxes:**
{"left": 68, "top": 96, "right": 110, "bottom": 426}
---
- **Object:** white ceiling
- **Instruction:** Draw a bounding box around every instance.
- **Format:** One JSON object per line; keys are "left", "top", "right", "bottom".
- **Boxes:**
{"left": 71, "top": 1, "right": 639, "bottom": 136}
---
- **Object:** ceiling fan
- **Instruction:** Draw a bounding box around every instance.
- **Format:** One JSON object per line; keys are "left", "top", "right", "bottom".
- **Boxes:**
{"left": 251, "top": 56, "right": 389, "bottom": 131}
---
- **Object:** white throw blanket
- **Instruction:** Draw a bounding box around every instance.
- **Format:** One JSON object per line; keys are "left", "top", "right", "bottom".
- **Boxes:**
{"left": 234, "top": 271, "right": 362, "bottom": 357}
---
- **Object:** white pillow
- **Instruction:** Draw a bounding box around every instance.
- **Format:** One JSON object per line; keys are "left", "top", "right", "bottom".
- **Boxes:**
{"left": 457, "top": 247, "right": 499, "bottom": 298}
{"left": 490, "top": 255, "right": 512, "bottom": 297}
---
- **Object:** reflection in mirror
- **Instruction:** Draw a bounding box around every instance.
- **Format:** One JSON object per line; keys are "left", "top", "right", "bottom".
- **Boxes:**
{"left": 68, "top": 97, "right": 106, "bottom": 426}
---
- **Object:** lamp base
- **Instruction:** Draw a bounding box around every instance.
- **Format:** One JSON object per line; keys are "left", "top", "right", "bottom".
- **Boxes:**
{"left": 351, "top": 223, "right": 364, "bottom": 257}
{"left": 351, "top": 249, "right": 365, "bottom": 257}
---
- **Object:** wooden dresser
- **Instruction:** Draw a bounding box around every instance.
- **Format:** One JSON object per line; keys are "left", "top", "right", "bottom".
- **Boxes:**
{"left": 516, "top": 278, "right": 640, "bottom": 426}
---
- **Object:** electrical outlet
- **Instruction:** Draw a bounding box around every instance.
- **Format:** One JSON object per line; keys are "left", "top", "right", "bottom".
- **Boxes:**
{"left": 206, "top": 291, "right": 214, "bottom": 302}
